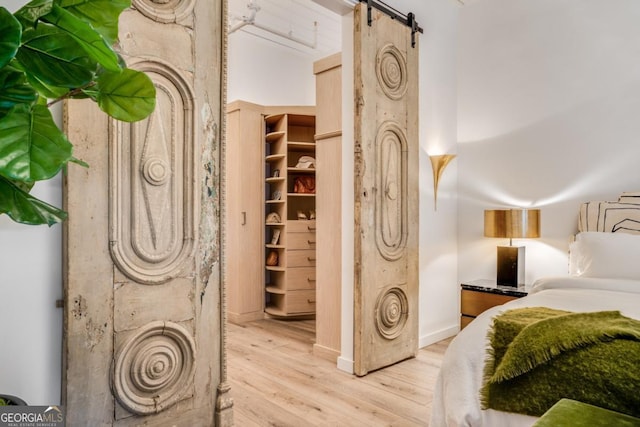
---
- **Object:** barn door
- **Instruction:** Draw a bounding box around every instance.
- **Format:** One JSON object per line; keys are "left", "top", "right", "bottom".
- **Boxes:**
{"left": 353, "top": 3, "right": 419, "bottom": 376}
{"left": 62, "top": 1, "right": 232, "bottom": 425}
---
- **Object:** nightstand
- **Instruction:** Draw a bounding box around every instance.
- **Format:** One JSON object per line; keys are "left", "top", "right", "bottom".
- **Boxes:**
{"left": 460, "top": 279, "right": 528, "bottom": 329}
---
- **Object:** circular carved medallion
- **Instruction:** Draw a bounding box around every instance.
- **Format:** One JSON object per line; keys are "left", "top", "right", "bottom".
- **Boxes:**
{"left": 376, "top": 44, "right": 408, "bottom": 100}
{"left": 112, "top": 321, "right": 195, "bottom": 415}
{"left": 142, "top": 157, "right": 170, "bottom": 186}
{"left": 132, "top": 0, "right": 195, "bottom": 23}
{"left": 375, "top": 287, "right": 408, "bottom": 340}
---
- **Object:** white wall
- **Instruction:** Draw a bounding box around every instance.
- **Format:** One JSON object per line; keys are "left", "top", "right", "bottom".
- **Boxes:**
{"left": 458, "top": 0, "right": 640, "bottom": 285}
{"left": 1, "top": 1, "right": 62, "bottom": 406}
{"left": 413, "top": 0, "right": 460, "bottom": 347}
{"left": 0, "top": 180, "right": 62, "bottom": 406}
{"left": 227, "top": 30, "right": 318, "bottom": 106}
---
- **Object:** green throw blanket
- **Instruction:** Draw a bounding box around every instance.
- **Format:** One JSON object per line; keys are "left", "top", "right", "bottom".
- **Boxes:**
{"left": 481, "top": 307, "right": 640, "bottom": 418}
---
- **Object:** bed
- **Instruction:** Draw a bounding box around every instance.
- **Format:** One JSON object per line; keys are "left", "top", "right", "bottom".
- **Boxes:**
{"left": 430, "top": 194, "right": 640, "bottom": 427}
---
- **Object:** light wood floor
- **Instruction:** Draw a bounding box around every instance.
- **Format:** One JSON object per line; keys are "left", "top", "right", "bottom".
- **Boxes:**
{"left": 227, "top": 318, "right": 452, "bottom": 426}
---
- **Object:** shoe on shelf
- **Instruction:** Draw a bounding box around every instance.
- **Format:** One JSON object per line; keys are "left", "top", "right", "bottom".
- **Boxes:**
{"left": 297, "top": 210, "right": 308, "bottom": 220}
{"left": 309, "top": 210, "right": 316, "bottom": 220}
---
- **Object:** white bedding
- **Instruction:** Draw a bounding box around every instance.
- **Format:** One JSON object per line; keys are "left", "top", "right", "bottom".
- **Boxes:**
{"left": 429, "top": 277, "right": 640, "bottom": 427}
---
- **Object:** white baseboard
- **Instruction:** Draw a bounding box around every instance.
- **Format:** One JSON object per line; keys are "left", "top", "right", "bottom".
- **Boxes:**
{"left": 337, "top": 356, "right": 354, "bottom": 374}
{"left": 419, "top": 324, "right": 459, "bottom": 348}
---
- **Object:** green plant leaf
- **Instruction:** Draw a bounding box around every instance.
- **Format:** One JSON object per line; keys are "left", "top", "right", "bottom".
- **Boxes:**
{"left": 9, "top": 176, "right": 34, "bottom": 194}
{"left": 43, "top": 5, "right": 121, "bottom": 72}
{"left": 1, "top": 0, "right": 154, "bottom": 225}
{"left": 14, "top": 0, "right": 53, "bottom": 26}
{"left": 0, "top": 65, "right": 38, "bottom": 112}
{"left": 0, "top": 175, "right": 67, "bottom": 225}
{"left": 23, "top": 72, "right": 71, "bottom": 100}
{"left": 95, "top": 68, "right": 156, "bottom": 122}
{"left": 0, "top": 7, "right": 21, "bottom": 69}
{"left": 7, "top": 58, "right": 70, "bottom": 100}
{"left": 16, "top": 23, "right": 97, "bottom": 88}
{"left": 0, "top": 104, "right": 73, "bottom": 182}
{"left": 58, "top": 0, "right": 131, "bottom": 45}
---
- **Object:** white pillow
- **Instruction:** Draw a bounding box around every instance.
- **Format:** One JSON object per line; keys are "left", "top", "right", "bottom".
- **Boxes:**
{"left": 568, "top": 239, "right": 581, "bottom": 276}
{"left": 569, "top": 231, "right": 640, "bottom": 279}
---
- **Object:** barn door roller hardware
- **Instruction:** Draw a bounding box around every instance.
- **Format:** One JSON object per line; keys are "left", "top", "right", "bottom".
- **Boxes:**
{"left": 359, "top": 0, "right": 423, "bottom": 47}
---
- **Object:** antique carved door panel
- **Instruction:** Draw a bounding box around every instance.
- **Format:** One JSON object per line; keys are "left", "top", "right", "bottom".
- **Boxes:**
{"left": 353, "top": 3, "right": 419, "bottom": 376}
{"left": 62, "top": 1, "right": 231, "bottom": 425}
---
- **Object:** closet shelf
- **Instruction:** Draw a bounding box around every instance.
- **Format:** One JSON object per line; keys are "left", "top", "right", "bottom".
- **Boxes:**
{"left": 288, "top": 141, "right": 316, "bottom": 151}
{"left": 264, "top": 306, "right": 288, "bottom": 317}
{"left": 265, "top": 131, "right": 286, "bottom": 142}
{"left": 265, "top": 285, "right": 285, "bottom": 294}
{"left": 287, "top": 167, "right": 315, "bottom": 174}
{"left": 265, "top": 154, "right": 285, "bottom": 162}
{"left": 288, "top": 193, "right": 315, "bottom": 197}
{"left": 266, "top": 177, "right": 285, "bottom": 183}
{"left": 264, "top": 112, "right": 316, "bottom": 318}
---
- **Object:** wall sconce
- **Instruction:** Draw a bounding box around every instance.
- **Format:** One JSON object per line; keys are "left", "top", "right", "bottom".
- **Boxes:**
{"left": 429, "top": 154, "right": 456, "bottom": 210}
{"left": 484, "top": 208, "right": 541, "bottom": 287}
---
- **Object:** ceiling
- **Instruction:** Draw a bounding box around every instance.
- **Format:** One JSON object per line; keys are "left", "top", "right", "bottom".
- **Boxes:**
{"left": 228, "top": 0, "right": 343, "bottom": 58}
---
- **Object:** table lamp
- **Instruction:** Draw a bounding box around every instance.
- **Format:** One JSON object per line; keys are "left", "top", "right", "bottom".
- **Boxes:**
{"left": 484, "top": 209, "right": 540, "bottom": 287}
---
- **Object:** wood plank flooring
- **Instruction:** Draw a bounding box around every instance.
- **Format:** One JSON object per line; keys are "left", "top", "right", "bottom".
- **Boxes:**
{"left": 227, "top": 318, "right": 452, "bottom": 426}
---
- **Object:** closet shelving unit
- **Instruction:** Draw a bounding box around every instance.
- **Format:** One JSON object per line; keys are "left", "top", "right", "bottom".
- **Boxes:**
{"left": 264, "top": 113, "right": 317, "bottom": 317}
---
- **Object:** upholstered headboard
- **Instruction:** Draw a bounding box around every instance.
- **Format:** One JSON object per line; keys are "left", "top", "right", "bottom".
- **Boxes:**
{"left": 578, "top": 192, "right": 640, "bottom": 234}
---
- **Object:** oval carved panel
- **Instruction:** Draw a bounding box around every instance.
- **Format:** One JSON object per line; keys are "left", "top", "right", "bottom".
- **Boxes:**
{"left": 375, "top": 43, "right": 408, "bottom": 100}
{"left": 109, "top": 59, "right": 196, "bottom": 284}
{"left": 374, "top": 287, "right": 409, "bottom": 340}
{"left": 375, "top": 121, "right": 408, "bottom": 261}
{"left": 132, "top": 0, "right": 195, "bottom": 23}
{"left": 112, "top": 321, "right": 196, "bottom": 415}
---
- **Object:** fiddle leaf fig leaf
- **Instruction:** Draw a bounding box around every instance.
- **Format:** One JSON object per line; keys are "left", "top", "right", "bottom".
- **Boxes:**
{"left": 0, "top": 1, "right": 155, "bottom": 225}
{"left": 16, "top": 23, "right": 97, "bottom": 88}
{"left": 0, "top": 104, "right": 73, "bottom": 182}
{"left": 57, "top": 0, "right": 131, "bottom": 45}
{"left": 0, "top": 175, "right": 67, "bottom": 226}
{"left": 43, "top": 5, "right": 121, "bottom": 72}
{"left": 0, "top": 7, "right": 21, "bottom": 69}
{"left": 22, "top": 71, "right": 71, "bottom": 100}
{"left": 94, "top": 68, "right": 156, "bottom": 122}
{"left": 14, "top": 0, "right": 53, "bottom": 26}
{"left": 7, "top": 58, "right": 70, "bottom": 101}
{"left": 9, "top": 177, "right": 34, "bottom": 194}
{"left": 0, "top": 66, "right": 38, "bottom": 112}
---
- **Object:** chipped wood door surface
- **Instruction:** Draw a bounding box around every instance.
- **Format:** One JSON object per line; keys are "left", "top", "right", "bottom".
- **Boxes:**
{"left": 353, "top": 3, "right": 419, "bottom": 376}
{"left": 62, "top": 1, "right": 230, "bottom": 425}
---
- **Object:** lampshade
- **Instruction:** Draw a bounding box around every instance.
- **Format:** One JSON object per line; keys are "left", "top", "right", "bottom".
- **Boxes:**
{"left": 484, "top": 209, "right": 540, "bottom": 239}
{"left": 484, "top": 208, "right": 541, "bottom": 287}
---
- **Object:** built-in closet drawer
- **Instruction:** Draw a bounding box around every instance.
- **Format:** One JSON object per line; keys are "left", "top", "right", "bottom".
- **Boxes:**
{"left": 283, "top": 290, "right": 316, "bottom": 314}
{"left": 287, "top": 232, "right": 316, "bottom": 250}
{"left": 286, "top": 267, "right": 316, "bottom": 290}
{"left": 287, "top": 220, "right": 316, "bottom": 233}
{"left": 287, "top": 250, "right": 316, "bottom": 268}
